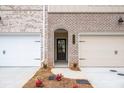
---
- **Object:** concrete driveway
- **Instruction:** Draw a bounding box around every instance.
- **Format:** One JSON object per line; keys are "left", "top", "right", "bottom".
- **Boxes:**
{"left": 52, "top": 67, "right": 124, "bottom": 88}
{"left": 0, "top": 67, "right": 39, "bottom": 88}
{"left": 81, "top": 68, "right": 124, "bottom": 88}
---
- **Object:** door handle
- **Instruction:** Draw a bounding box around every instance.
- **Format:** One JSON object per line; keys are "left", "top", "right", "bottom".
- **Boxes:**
{"left": 79, "top": 41, "right": 86, "bottom": 42}
{"left": 34, "top": 58, "right": 40, "bottom": 60}
{"left": 34, "top": 41, "right": 40, "bottom": 42}
{"left": 2, "top": 50, "right": 6, "bottom": 55}
{"left": 79, "top": 58, "right": 86, "bottom": 60}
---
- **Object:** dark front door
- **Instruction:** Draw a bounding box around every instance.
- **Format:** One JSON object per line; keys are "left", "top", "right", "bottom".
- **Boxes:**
{"left": 57, "top": 39, "right": 66, "bottom": 60}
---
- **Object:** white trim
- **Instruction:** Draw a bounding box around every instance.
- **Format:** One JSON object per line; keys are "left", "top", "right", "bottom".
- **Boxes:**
{"left": 41, "top": 5, "right": 45, "bottom": 65}
{"left": 77, "top": 33, "right": 81, "bottom": 68}
{"left": 79, "top": 32, "right": 124, "bottom": 36}
{"left": 48, "top": 5, "right": 124, "bottom": 13}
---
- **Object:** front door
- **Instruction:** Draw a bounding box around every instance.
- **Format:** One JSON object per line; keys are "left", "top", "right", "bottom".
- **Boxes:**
{"left": 57, "top": 39, "right": 66, "bottom": 60}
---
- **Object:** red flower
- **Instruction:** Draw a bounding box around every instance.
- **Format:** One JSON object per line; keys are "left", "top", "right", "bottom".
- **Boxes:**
{"left": 35, "top": 78, "right": 43, "bottom": 87}
{"left": 55, "top": 74, "right": 63, "bottom": 81}
{"left": 73, "top": 84, "right": 79, "bottom": 88}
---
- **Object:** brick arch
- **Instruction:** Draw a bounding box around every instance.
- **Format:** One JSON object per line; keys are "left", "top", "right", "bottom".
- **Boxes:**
{"left": 54, "top": 28, "right": 68, "bottom": 32}
{"left": 50, "top": 24, "right": 70, "bottom": 33}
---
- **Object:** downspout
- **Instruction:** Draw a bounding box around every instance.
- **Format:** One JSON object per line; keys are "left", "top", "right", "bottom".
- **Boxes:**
{"left": 40, "top": 5, "right": 45, "bottom": 66}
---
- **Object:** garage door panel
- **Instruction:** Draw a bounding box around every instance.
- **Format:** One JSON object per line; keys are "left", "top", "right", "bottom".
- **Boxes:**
{"left": 79, "top": 36, "right": 124, "bottom": 67}
{"left": 0, "top": 35, "right": 41, "bottom": 66}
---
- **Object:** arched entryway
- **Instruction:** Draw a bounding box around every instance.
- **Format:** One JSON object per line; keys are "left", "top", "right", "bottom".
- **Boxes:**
{"left": 54, "top": 29, "right": 68, "bottom": 67}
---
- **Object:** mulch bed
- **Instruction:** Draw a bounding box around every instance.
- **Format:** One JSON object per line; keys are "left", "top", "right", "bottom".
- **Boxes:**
{"left": 23, "top": 67, "right": 93, "bottom": 88}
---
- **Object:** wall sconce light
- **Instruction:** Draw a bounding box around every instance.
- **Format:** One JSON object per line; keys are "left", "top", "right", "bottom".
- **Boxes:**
{"left": 118, "top": 17, "right": 124, "bottom": 24}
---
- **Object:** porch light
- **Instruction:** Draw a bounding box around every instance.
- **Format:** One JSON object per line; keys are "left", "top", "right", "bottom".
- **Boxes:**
{"left": 118, "top": 17, "right": 124, "bottom": 24}
{"left": 0, "top": 16, "right": 1, "bottom": 20}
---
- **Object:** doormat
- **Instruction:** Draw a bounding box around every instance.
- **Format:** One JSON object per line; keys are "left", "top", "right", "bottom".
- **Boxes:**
{"left": 117, "top": 73, "right": 124, "bottom": 76}
{"left": 76, "top": 79, "right": 90, "bottom": 84}
{"left": 110, "top": 70, "right": 117, "bottom": 72}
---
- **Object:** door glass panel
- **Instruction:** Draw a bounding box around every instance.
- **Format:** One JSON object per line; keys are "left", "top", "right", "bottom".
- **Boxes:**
{"left": 57, "top": 39, "right": 66, "bottom": 60}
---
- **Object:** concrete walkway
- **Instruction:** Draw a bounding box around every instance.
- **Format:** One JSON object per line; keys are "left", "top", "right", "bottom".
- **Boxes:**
{"left": 51, "top": 68, "right": 86, "bottom": 79}
{"left": 0, "top": 67, "right": 40, "bottom": 88}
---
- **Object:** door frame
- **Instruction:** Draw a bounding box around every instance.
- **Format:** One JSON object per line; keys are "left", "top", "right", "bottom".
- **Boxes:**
{"left": 54, "top": 29, "right": 68, "bottom": 67}
{"left": 54, "top": 37, "right": 68, "bottom": 67}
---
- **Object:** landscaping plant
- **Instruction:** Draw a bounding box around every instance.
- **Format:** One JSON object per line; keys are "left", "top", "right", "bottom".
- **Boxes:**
{"left": 43, "top": 63, "right": 48, "bottom": 69}
{"left": 73, "top": 63, "right": 78, "bottom": 68}
{"left": 55, "top": 74, "right": 63, "bottom": 81}
{"left": 35, "top": 78, "right": 43, "bottom": 87}
{"left": 73, "top": 84, "right": 79, "bottom": 88}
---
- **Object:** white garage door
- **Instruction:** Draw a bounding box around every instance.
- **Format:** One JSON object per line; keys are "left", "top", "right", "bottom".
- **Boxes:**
{"left": 0, "top": 34, "right": 41, "bottom": 66}
{"left": 79, "top": 35, "right": 124, "bottom": 67}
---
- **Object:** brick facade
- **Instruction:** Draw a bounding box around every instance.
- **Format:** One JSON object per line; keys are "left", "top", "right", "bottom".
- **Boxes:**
{"left": 48, "top": 13, "right": 124, "bottom": 67}
{"left": 1, "top": 5, "right": 124, "bottom": 67}
{"left": 0, "top": 6, "right": 43, "bottom": 33}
